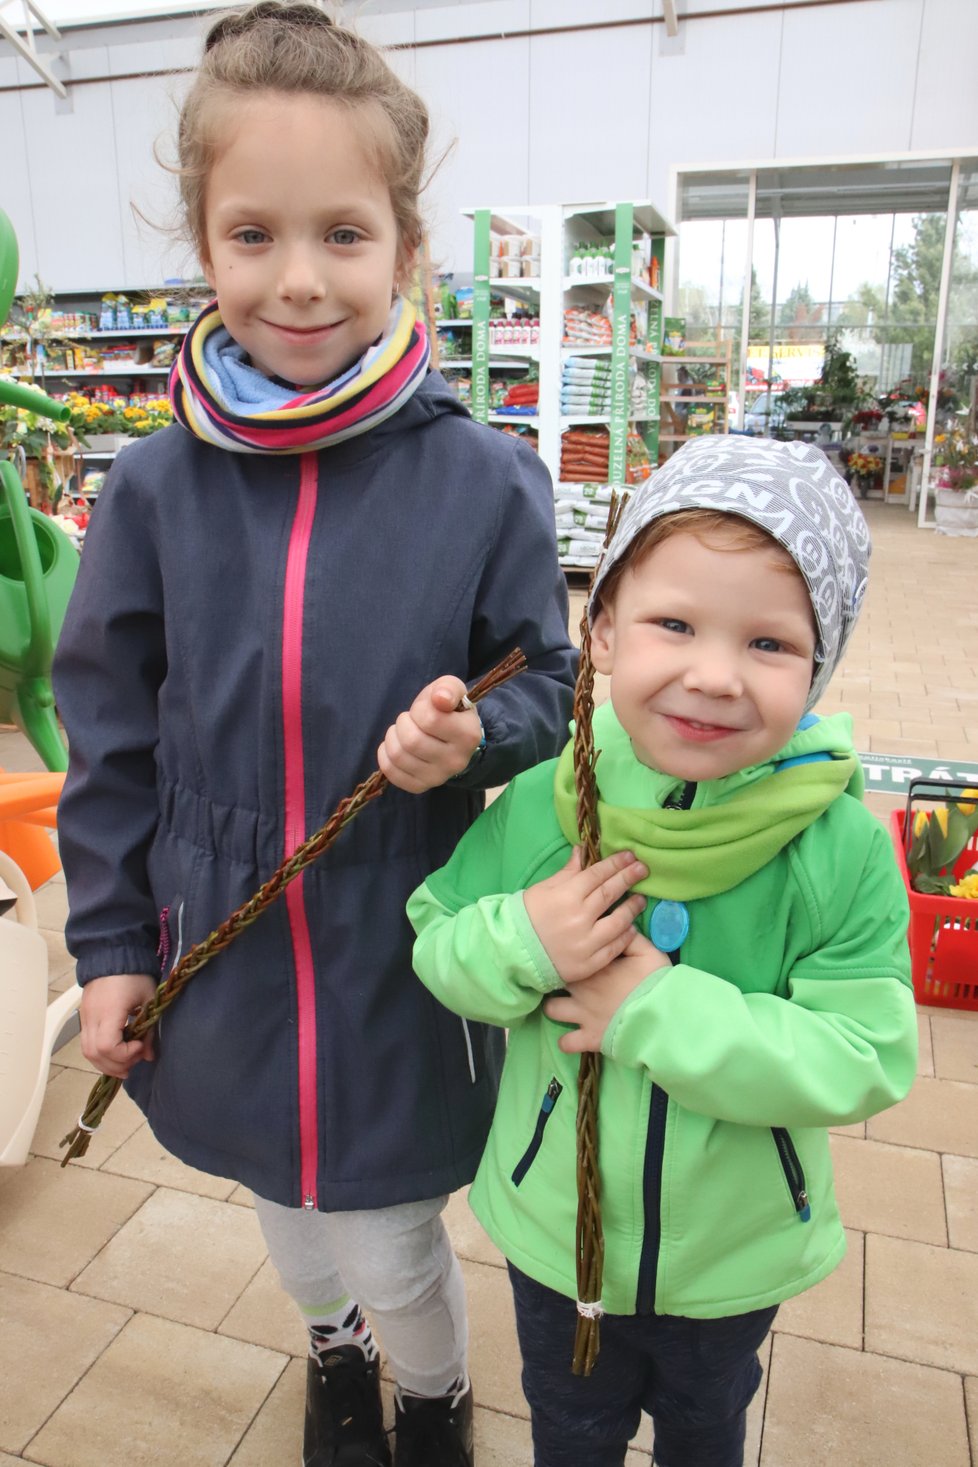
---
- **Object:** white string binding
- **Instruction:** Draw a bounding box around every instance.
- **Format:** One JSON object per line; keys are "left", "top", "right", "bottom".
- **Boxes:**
{"left": 576, "top": 1299, "right": 604, "bottom": 1320}
{"left": 75, "top": 1114, "right": 99, "bottom": 1134}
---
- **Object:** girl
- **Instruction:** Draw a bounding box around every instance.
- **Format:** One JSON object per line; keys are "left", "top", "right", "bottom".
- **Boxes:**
{"left": 52, "top": 5, "right": 576, "bottom": 1466}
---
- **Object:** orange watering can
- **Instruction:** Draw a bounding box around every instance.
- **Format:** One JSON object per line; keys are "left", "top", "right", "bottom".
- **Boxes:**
{"left": 0, "top": 208, "right": 78, "bottom": 771}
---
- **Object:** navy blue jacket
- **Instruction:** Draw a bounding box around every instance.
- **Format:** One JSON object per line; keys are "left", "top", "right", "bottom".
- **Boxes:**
{"left": 53, "top": 373, "right": 577, "bottom": 1209}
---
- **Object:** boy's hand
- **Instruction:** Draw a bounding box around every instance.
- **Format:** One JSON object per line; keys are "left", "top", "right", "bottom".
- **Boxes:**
{"left": 80, "top": 972, "right": 158, "bottom": 1079}
{"left": 523, "top": 846, "right": 648, "bottom": 984}
{"left": 378, "top": 676, "right": 485, "bottom": 794}
{"left": 543, "top": 929, "right": 669, "bottom": 1053}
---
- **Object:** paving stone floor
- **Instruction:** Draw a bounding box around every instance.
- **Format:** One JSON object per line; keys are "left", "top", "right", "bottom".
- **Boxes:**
{"left": 0, "top": 499, "right": 976, "bottom": 1465}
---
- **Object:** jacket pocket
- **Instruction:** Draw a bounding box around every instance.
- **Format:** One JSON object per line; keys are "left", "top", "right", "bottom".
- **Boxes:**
{"left": 771, "top": 1126, "right": 811, "bottom": 1221}
{"left": 512, "top": 1077, "right": 563, "bottom": 1187}
{"left": 155, "top": 896, "right": 186, "bottom": 1044}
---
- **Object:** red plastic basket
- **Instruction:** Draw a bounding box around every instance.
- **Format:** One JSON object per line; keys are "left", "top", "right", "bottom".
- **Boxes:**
{"left": 890, "top": 805, "right": 978, "bottom": 1011}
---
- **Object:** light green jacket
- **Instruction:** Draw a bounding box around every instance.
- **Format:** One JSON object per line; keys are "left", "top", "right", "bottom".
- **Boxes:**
{"left": 408, "top": 706, "right": 917, "bottom": 1318}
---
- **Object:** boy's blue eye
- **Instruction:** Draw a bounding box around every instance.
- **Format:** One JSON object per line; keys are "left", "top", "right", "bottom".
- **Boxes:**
{"left": 753, "top": 637, "right": 784, "bottom": 653}
{"left": 657, "top": 618, "right": 690, "bottom": 635}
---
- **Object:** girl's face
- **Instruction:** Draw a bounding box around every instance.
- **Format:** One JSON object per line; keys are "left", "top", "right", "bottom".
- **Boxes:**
{"left": 591, "top": 528, "right": 817, "bottom": 783}
{"left": 200, "top": 92, "right": 410, "bottom": 387}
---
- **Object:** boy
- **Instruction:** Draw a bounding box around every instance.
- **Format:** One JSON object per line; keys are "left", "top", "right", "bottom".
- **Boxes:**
{"left": 408, "top": 435, "right": 918, "bottom": 1467}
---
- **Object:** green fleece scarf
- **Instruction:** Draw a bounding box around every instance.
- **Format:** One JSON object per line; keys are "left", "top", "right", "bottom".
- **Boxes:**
{"left": 554, "top": 709, "right": 860, "bottom": 901}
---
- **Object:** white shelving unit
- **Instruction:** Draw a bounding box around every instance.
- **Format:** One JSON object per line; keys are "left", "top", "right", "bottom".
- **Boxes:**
{"left": 461, "top": 199, "right": 675, "bottom": 570}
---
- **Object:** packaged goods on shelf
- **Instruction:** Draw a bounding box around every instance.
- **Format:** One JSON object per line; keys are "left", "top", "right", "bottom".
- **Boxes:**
{"left": 563, "top": 306, "right": 612, "bottom": 346}
{"left": 497, "top": 423, "right": 539, "bottom": 450}
{"left": 488, "top": 316, "right": 539, "bottom": 348}
{"left": 560, "top": 426, "right": 611, "bottom": 482}
{"left": 662, "top": 317, "right": 686, "bottom": 355}
{"left": 561, "top": 355, "right": 615, "bottom": 415}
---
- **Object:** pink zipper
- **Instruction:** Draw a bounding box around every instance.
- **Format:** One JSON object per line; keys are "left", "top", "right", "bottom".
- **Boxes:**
{"left": 282, "top": 453, "right": 320, "bottom": 1209}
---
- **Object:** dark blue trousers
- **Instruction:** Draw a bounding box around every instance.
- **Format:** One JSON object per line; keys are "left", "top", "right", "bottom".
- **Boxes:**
{"left": 508, "top": 1265, "right": 777, "bottom": 1467}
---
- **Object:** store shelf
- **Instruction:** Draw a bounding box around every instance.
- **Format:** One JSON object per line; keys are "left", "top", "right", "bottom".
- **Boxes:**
{"left": 563, "top": 274, "right": 662, "bottom": 302}
{"left": 466, "top": 199, "right": 671, "bottom": 562}
{"left": 440, "top": 358, "right": 533, "bottom": 369}
{"left": 1, "top": 326, "right": 188, "bottom": 341}
{"left": 490, "top": 278, "right": 541, "bottom": 307}
{"left": 8, "top": 365, "right": 171, "bottom": 378}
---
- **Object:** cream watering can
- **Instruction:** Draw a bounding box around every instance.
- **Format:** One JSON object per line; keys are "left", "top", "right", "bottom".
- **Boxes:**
{"left": 0, "top": 843, "right": 80, "bottom": 1165}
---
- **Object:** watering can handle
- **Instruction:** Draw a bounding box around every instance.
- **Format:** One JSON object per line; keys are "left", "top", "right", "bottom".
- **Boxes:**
{"left": 0, "top": 207, "right": 71, "bottom": 677}
{"left": 0, "top": 458, "right": 53, "bottom": 678}
{"left": 0, "top": 206, "right": 70, "bottom": 421}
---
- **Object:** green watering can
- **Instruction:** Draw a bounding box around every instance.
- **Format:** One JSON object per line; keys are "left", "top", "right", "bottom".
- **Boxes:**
{"left": 0, "top": 208, "right": 78, "bottom": 772}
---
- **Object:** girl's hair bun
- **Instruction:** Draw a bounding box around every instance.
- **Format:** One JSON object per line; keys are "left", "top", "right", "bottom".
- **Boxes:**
{"left": 206, "top": 2, "right": 334, "bottom": 54}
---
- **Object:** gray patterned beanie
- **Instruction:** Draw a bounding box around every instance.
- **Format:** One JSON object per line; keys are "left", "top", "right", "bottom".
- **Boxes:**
{"left": 589, "top": 435, "right": 870, "bottom": 711}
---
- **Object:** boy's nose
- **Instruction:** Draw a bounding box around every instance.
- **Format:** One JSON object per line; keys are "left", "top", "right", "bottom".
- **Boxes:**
{"left": 683, "top": 647, "right": 742, "bottom": 699}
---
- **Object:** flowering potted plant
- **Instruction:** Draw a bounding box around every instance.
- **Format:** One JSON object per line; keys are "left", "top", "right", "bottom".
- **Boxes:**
{"left": 0, "top": 379, "right": 78, "bottom": 510}
{"left": 931, "top": 425, "right": 978, "bottom": 536}
{"left": 64, "top": 392, "right": 173, "bottom": 449}
{"left": 907, "top": 791, "right": 978, "bottom": 897}
{"left": 846, "top": 449, "right": 883, "bottom": 499}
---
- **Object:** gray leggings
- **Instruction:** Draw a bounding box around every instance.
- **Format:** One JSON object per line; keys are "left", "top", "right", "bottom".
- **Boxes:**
{"left": 253, "top": 1192, "right": 468, "bottom": 1397}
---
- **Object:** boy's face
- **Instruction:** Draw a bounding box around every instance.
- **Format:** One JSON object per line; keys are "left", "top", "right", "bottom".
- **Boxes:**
{"left": 591, "top": 527, "right": 818, "bottom": 783}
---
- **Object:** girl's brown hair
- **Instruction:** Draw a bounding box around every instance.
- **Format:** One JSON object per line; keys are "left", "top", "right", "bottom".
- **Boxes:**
{"left": 177, "top": 1, "right": 430, "bottom": 264}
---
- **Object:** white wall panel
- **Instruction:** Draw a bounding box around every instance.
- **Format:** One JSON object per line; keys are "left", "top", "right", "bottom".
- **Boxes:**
{"left": 776, "top": 1, "right": 922, "bottom": 158}
{"left": 526, "top": 26, "right": 654, "bottom": 207}
{"left": 415, "top": 0, "right": 529, "bottom": 43}
{"left": 647, "top": 10, "right": 780, "bottom": 209}
{"left": 414, "top": 34, "right": 531, "bottom": 271}
{"left": 911, "top": 0, "right": 978, "bottom": 151}
{"left": 110, "top": 74, "right": 192, "bottom": 288}
{"left": 19, "top": 79, "right": 126, "bottom": 291}
{"left": 529, "top": 0, "right": 658, "bottom": 26}
{"left": 107, "top": 36, "right": 198, "bottom": 77}
{"left": 0, "top": 92, "right": 38, "bottom": 291}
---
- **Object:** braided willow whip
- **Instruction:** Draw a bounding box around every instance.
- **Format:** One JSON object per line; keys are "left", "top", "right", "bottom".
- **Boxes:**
{"left": 571, "top": 492, "right": 626, "bottom": 1377}
{"left": 60, "top": 649, "right": 527, "bottom": 1164}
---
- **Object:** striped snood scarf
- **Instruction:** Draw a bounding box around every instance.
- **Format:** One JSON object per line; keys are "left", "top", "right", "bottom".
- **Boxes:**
{"left": 169, "top": 295, "right": 430, "bottom": 454}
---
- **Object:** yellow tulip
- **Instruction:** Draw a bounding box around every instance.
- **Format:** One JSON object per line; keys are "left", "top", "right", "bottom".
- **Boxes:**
{"left": 950, "top": 873, "right": 978, "bottom": 900}
{"left": 957, "top": 788, "right": 978, "bottom": 816}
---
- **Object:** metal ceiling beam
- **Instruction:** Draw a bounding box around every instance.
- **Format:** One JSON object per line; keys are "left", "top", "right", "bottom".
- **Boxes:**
{"left": 0, "top": 1, "right": 65, "bottom": 98}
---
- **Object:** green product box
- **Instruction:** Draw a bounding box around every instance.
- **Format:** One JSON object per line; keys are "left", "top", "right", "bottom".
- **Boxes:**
{"left": 662, "top": 317, "right": 686, "bottom": 356}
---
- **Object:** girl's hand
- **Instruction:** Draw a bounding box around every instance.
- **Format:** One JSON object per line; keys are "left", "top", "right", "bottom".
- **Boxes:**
{"left": 523, "top": 846, "right": 648, "bottom": 985}
{"left": 378, "top": 676, "right": 485, "bottom": 794}
{"left": 80, "top": 972, "right": 158, "bottom": 1079}
{"left": 543, "top": 929, "right": 669, "bottom": 1053}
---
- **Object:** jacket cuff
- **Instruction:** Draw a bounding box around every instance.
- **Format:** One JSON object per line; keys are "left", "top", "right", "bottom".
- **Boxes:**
{"left": 513, "top": 892, "right": 563, "bottom": 992}
{"left": 601, "top": 966, "right": 672, "bottom": 1062}
{"left": 73, "top": 945, "right": 161, "bottom": 986}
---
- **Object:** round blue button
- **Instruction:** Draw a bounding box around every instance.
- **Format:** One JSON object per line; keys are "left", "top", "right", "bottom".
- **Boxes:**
{"left": 649, "top": 899, "right": 689, "bottom": 953}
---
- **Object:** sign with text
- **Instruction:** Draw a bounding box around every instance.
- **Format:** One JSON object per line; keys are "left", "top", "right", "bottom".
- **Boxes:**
{"left": 858, "top": 753, "right": 978, "bottom": 797}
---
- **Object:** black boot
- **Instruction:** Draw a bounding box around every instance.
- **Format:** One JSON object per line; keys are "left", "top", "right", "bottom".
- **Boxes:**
{"left": 303, "top": 1344, "right": 391, "bottom": 1467}
{"left": 393, "top": 1381, "right": 474, "bottom": 1467}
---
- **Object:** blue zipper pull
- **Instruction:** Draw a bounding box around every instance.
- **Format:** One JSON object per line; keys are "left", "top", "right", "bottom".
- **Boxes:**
{"left": 649, "top": 899, "right": 689, "bottom": 953}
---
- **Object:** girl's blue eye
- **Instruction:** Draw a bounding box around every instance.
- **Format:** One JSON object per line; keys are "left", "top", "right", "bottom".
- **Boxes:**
{"left": 236, "top": 229, "right": 267, "bottom": 246}
{"left": 330, "top": 228, "right": 360, "bottom": 246}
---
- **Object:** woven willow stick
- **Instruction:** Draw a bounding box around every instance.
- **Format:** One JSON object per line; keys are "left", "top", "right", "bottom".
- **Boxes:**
{"left": 571, "top": 492, "right": 626, "bottom": 1377}
{"left": 60, "top": 649, "right": 527, "bottom": 1164}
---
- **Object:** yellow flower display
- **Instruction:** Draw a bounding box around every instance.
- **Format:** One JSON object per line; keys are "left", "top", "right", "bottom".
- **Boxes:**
{"left": 949, "top": 873, "right": 978, "bottom": 900}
